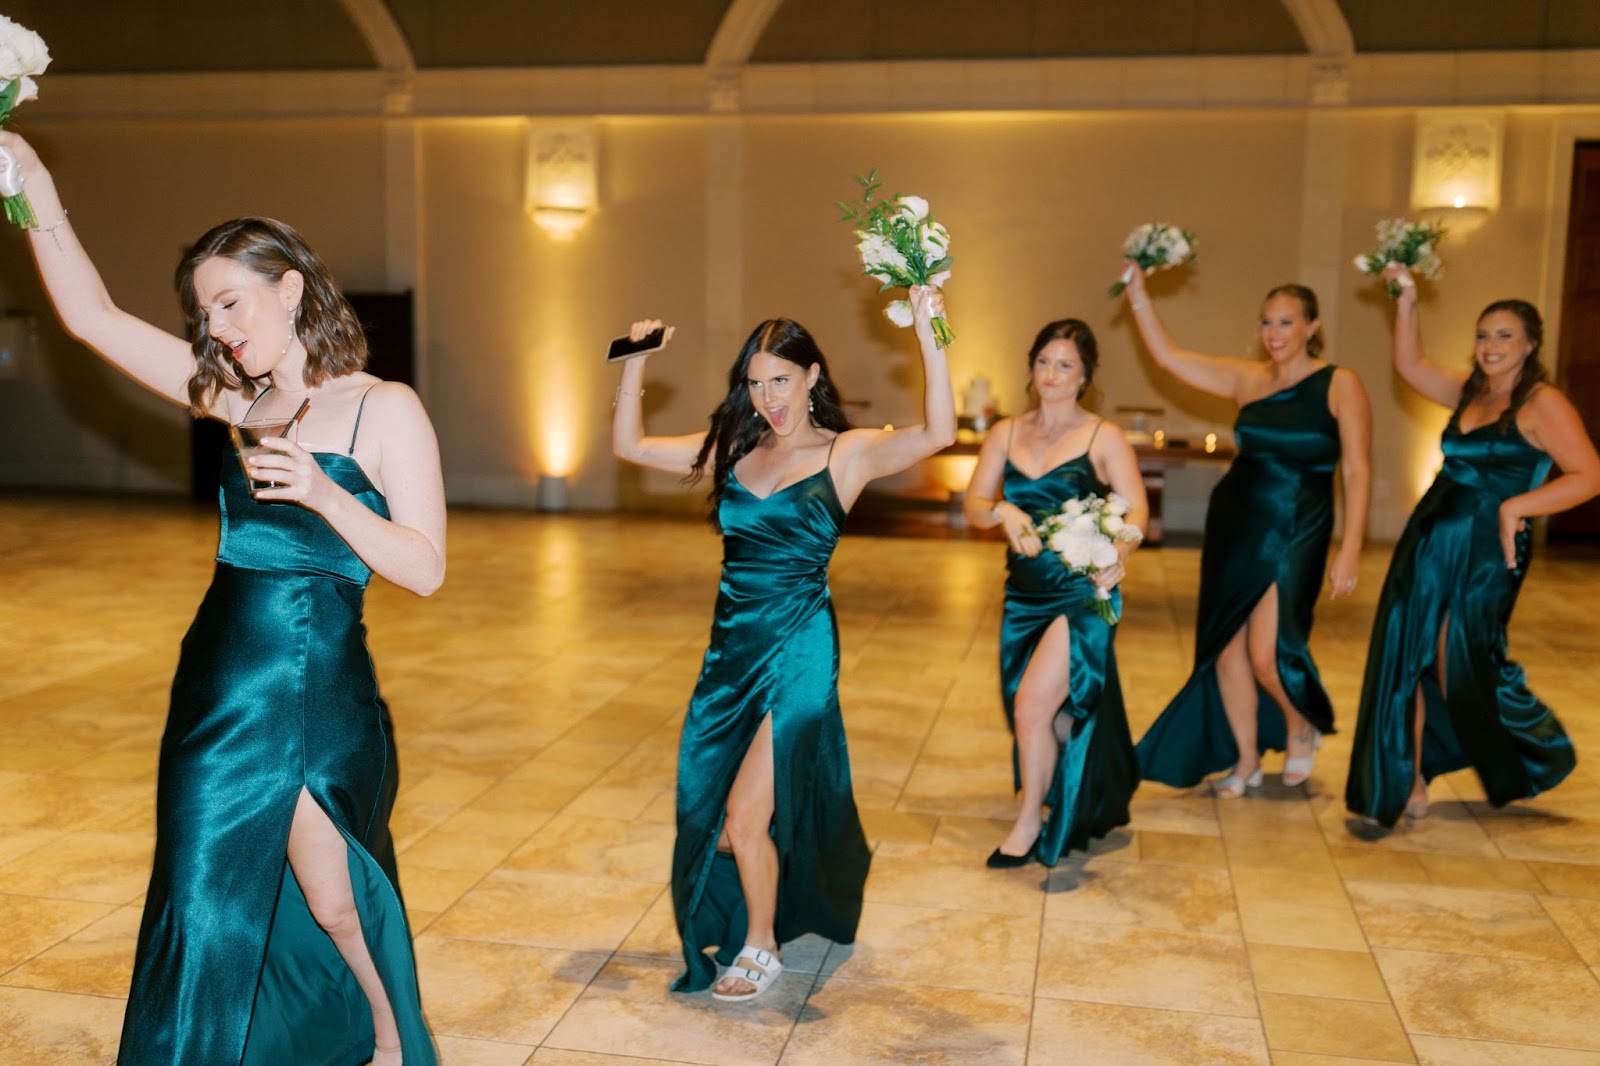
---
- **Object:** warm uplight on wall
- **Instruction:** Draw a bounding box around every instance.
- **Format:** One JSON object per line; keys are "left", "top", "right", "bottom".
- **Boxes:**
{"left": 1411, "top": 111, "right": 1503, "bottom": 230}
{"left": 527, "top": 121, "right": 598, "bottom": 240}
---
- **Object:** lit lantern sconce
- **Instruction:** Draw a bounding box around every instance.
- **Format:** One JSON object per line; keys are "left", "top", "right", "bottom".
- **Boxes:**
{"left": 1204, "top": 432, "right": 1218, "bottom": 454}
{"left": 1410, "top": 111, "right": 1503, "bottom": 233}
{"left": 526, "top": 121, "right": 598, "bottom": 240}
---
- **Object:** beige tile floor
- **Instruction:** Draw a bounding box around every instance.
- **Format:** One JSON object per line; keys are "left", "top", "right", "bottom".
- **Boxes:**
{"left": 4, "top": 495, "right": 1600, "bottom": 1065}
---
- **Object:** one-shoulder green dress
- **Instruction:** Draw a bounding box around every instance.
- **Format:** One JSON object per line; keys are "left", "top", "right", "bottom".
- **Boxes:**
{"left": 998, "top": 446, "right": 1140, "bottom": 866}
{"left": 1138, "top": 366, "right": 1341, "bottom": 787}
{"left": 1346, "top": 412, "right": 1572, "bottom": 827}
{"left": 119, "top": 393, "right": 435, "bottom": 1065}
{"left": 670, "top": 458, "right": 872, "bottom": 994}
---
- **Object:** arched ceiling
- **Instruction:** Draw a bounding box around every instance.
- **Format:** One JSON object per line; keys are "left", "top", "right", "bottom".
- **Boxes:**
{"left": 7, "top": 0, "right": 1597, "bottom": 75}
{"left": 751, "top": 0, "right": 1305, "bottom": 63}
{"left": 1337, "top": 0, "right": 1600, "bottom": 53}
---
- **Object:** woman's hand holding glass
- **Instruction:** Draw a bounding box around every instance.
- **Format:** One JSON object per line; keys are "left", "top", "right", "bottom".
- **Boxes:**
{"left": 245, "top": 438, "right": 338, "bottom": 510}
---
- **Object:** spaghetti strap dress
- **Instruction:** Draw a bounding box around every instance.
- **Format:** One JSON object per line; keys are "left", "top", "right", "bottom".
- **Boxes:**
{"left": 119, "top": 386, "right": 436, "bottom": 1065}
{"left": 1137, "top": 366, "right": 1341, "bottom": 787}
{"left": 997, "top": 421, "right": 1140, "bottom": 866}
{"left": 670, "top": 442, "right": 872, "bottom": 993}
{"left": 1346, "top": 411, "right": 1572, "bottom": 827}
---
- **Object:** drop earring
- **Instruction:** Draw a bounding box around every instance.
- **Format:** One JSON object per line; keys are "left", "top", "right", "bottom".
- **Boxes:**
{"left": 808, "top": 393, "right": 815, "bottom": 413}
{"left": 280, "top": 309, "right": 296, "bottom": 357}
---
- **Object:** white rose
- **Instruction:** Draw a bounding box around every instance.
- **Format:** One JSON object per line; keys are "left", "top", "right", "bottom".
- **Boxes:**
{"left": 858, "top": 234, "right": 909, "bottom": 277}
{"left": 0, "top": 19, "right": 49, "bottom": 79}
{"left": 1090, "top": 540, "right": 1120, "bottom": 569}
{"left": 897, "top": 195, "right": 930, "bottom": 222}
{"left": 1062, "top": 498, "right": 1086, "bottom": 517}
{"left": 1353, "top": 254, "right": 1372, "bottom": 274}
{"left": 1060, "top": 535, "right": 1094, "bottom": 569}
{"left": 928, "top": 270, "right": 951, "bottom": 288}
{"left": 884, "top": 300, "right": 914, "bottom": 328}
{"left": 1069, "top": 513, "right": 1098, "bottom": 534}
{"left": 1048, "top": 530, "right": 1073, "bottom": 555}
{"left": 1103, "top": 514, "right": 1125, "bottom": 535}
{"left": 1106, "top": 494, "right": 1129, "bottom": 516}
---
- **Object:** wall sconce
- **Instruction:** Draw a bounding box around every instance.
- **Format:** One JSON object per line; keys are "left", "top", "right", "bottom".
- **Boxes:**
{"left": 1411, "top": 111, "right": 1503, "bottom": 232}
{"left": 526, "top": 121, "right": 597, "bottom": 240}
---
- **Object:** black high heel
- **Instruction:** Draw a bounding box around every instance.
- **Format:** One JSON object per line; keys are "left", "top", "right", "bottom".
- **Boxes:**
{"left": 986, "top": 839, "right": 1038, "bottom": 869}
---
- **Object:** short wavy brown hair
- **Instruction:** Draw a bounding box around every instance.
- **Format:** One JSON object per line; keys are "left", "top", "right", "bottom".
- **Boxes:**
{"left": 175, "top": 217, "right": 367, "bottom": 414}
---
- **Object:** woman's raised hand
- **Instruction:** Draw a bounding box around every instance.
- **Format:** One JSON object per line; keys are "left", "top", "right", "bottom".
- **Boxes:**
{"left": 1117, "top": 260, "right": 1149, "bottom": 303}
{"left": 1381, "top": 262, "right": 1418, "bottom": 309}
{"left": 0, "top": 130, "right": 43, "bottom": 189}
{"left": 629, "top": 318, "right": 665, "bottom": 343}
{"left": 909, "top": 284, "right": 944, "bottom": 347}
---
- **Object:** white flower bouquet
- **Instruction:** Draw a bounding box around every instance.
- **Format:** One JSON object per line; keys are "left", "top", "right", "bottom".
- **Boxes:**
{"left": 1110, "top": 222, "right": 1196, "bottom": 298}
{"left": 1354, "top": 218, "right": 1446, "bottom": 298}
{"left": 1035, "top": 492, "right": 1135, "bottom": 625}
{"left": 0, "top": 14, "right": 49, "bottom": 228}
{"left": 838, "top": 169, "right": 955, "bottom": 348}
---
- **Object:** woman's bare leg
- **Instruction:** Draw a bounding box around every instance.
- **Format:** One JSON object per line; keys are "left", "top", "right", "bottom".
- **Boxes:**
{"left": 1243, "top": 585, "right": 1320, "bottom": 771}
{"left": 712, "top": 714, "right": 778, "bottom": 997}
{"left": 997, "top": 617, "right": 1072, "bottom": 856}
{"left": 1214, "top": 626, "right": 1261, "bottom": 789}
{"left": 286, "top": 788, "right": 401, "bottom": 1062}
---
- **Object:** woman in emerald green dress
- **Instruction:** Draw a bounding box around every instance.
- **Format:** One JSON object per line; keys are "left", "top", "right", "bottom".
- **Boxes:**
{"left": 1346, "top": 264, "right": 1600, "bottom": 829}
{"left": 962, "top": 320, "right": 1147, "bottom": 867}
{"left": 1118, "top": 268, "right": 1372, "bottom": 796}
{"left": 611, "top": 287, "right": 954, "bottom": 1002}
{"left": 1, "top": 134, "right": 442, "bottom": 1066}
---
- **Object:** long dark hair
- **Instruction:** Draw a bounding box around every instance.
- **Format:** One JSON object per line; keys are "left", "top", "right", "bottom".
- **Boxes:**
{"left": 176, "top": 217, "right": 368, "bottom": 415}
{"left": 688, "top": 318, "right": 851, "bottom": 528}
{"left": 1453, "top": 298, "right": 1547, "bottom": 431}
{"left": 1026, "top": 318, "right": 1100, "bottom": 400}
{"left": 1263, "top": 283, "right": 1324, "bottom": 358}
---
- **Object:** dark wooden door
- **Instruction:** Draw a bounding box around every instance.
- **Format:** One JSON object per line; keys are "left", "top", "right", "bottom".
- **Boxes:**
{"left": 1550, "top": 142, "right": 1600, "bottom": 541}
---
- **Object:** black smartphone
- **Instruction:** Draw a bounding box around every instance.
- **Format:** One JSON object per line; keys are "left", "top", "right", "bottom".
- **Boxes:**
{"left": 606, "top": 326, "right": 671, "bottom": 362}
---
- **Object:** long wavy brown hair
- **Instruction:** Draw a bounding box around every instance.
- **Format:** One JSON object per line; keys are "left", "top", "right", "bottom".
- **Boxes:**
{"left": 688, "top": 319, "right": 851, "bottom": 530}
{"left": 175, "top": 217, "right": 368, "bottom": 415}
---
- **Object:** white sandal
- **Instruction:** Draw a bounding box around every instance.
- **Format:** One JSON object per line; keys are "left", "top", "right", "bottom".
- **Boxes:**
{"left": 1282, "top": 732, "right": 1323, "bottom": 787}
{"left": 711, "top": 944, "right": 783, "bottom": 1003}
{"left": 1214, "top": 766, "right": 1264, "bottom": 799}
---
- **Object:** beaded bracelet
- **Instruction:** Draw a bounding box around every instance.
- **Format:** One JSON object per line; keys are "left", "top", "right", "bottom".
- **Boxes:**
{"left": 612, "top": 387, "right": 645, "bottom": 408}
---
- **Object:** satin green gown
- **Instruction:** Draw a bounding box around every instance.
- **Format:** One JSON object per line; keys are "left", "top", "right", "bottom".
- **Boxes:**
{"left": 670, "top": 461, "right": 872, "bottom": 994}
{"left": 1138, "top": 366, "right": 1341, "bottom": 787}
{"left": 999, "top": 451, "right": 1139, "bottom": 866}
{"left": 119, "top": 399, "right": 435, "bottom": 1065}
{"left": 1346, "top": 412, "right": 1572, "bottom": 827}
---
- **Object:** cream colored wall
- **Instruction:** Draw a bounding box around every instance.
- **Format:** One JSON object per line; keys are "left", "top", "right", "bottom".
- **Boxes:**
{"left": 2, "top": 105, "right": 1596, "bottom": 539}
{"left": 0, "top": 120, "right": 387, "bottom": 492}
